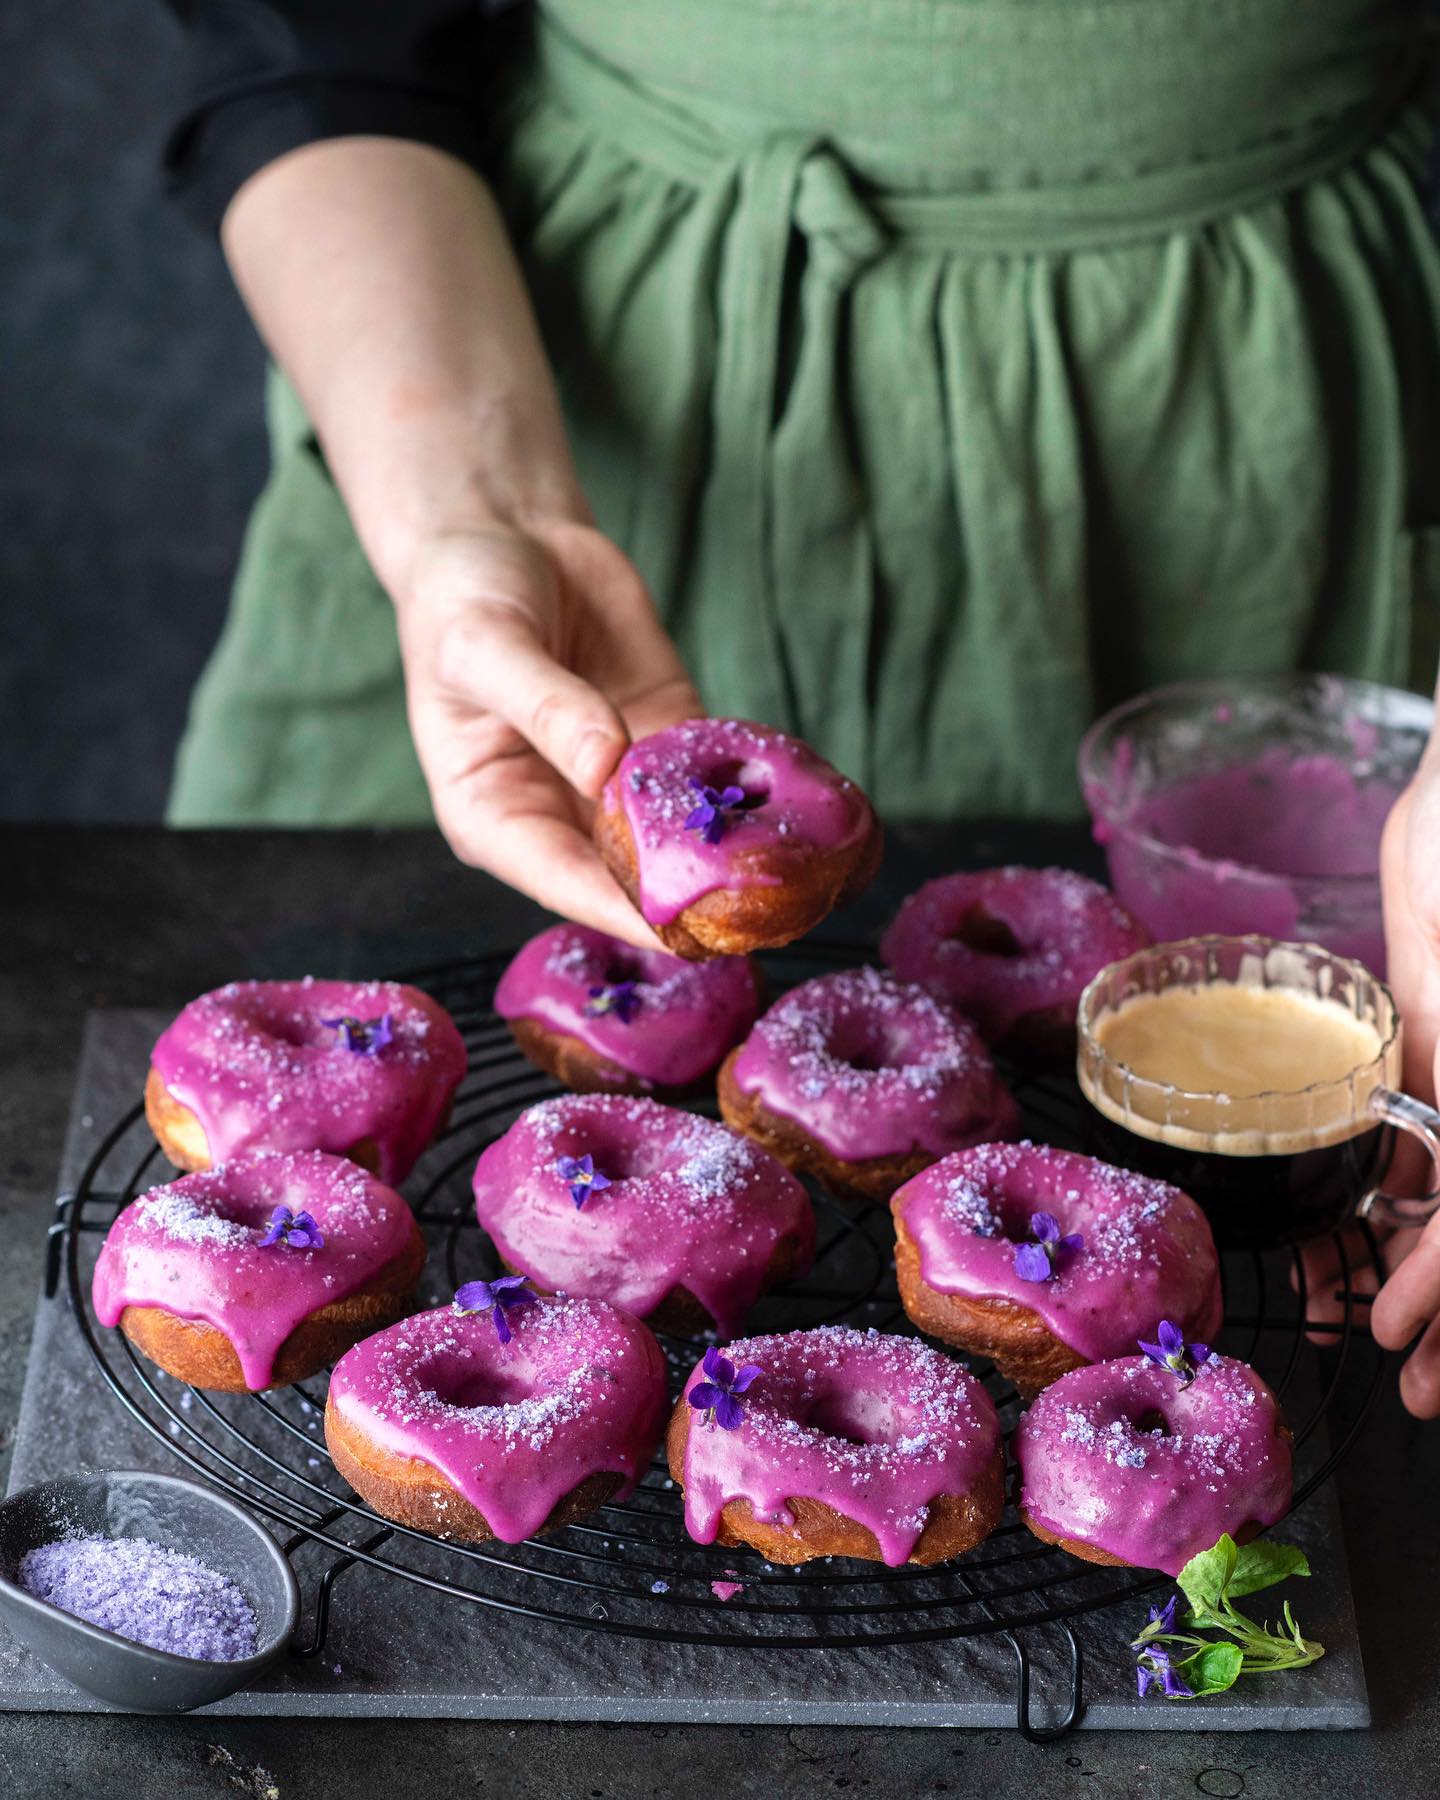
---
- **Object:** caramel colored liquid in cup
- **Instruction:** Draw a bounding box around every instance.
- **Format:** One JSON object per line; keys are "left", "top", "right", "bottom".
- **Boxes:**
{"left": 1080, "top": 983, "right": 1394, "bottom": 1155}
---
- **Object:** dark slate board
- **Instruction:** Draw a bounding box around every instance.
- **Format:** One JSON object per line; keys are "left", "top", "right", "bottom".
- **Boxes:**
{"left": 0, "top": 1012, "right": 1370, "bottom": 1728}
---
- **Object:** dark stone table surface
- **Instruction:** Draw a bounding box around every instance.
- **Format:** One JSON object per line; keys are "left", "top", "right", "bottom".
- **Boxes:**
{"left": 1, "top": 825, "right": 1436, "bottom": 1799}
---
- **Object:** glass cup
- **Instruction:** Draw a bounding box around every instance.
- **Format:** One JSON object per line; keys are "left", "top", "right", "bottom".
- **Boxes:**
{"left": 1076, "top": 935, "right": 1440, "bottom": 1247}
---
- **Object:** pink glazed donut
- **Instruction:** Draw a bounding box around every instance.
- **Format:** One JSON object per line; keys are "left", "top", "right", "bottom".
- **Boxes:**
{"left": 593, "top": 717, "right": 882, "bottom": 958}
{"left": 325, "top": 1294, "right": 669, "bottom": 1543}
{"left": 717, "top": 967, "right": 1019, "bottom": 1203}
{"left": 92, "top": 1151, "right": 426, "bottom": 1391}
{"left": 666, "top": 1326, "right": 1005, "bottom": 1566}
{"left": 881, "top": 867, "right": 1150, "bottom": 1056}
{"left": 1015, "top": 1352, "right": 1293, "bottom": 1575}
{"left": 146, "top": 978, "right": 468, "bottom": 1185}
{"left": 892, "top": 1143, "right": 1222, "bottom": 1393}
{"left": 473, "top": 1094, "right": 815, "bottom": 1335}
{"left": 494, "top": 923, "right": 762, "bottom": 1096}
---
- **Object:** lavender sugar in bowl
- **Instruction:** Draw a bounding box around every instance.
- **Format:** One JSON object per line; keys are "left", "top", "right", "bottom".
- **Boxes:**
{"left": 1079, "top": 674, "right": 1432, "bottom": 975}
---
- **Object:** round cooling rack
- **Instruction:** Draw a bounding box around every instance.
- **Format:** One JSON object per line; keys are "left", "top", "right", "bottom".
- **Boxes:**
{"left": 53, "top": 940, "right": 1390, "bottom": 1738}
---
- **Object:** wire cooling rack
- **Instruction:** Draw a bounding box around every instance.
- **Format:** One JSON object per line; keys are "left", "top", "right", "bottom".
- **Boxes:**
{"left": 50, "top": 942, "right": 1390, "bottom": 1738}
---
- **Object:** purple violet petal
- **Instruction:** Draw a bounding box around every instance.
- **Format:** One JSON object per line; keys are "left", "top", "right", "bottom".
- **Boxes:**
{"left": 1162, "top": 1665, "right": 1193, "bottom": 1699}
{"left": 1137, "top": 1337, "right": 1165, "bottom": 1365}
{"left": 717, "top": 785, "right": 746, "bottom": 808}
{"left": 1157, "top": 1320, "right": 1185, "bottom": 1356}
{"left": 1058, "top": 1233, "right": 1085, "bottom": 1257}
{"left": 1013, "top": 1242, "right": 1054, "bottom": 1283}
{"left": 1031, "top": 1211, "right": 1060, "bottom": 1245}
{"left": 710, "top": 1353, "right": 737, "bottom": 1390}
{"left": 491, "top": 1274, "right": 530, "bottom": 1295}
{"left": 712, "top": 1391, "right": 744, "bottom": 1431}
{"left": 1190, "top": 1343, "right": 1211, "bottom": 1365}
{"left": 492, "top": 1307, "right": 514, "bottom": 1345}
{"left": 589, "top": 1169, "right": 612, "bottom": 1193}
{"left": 687, "top": 1382, "right": 722, "bottom": 1413}
{"left": 700, "top": 1345, "right": 724, "bottom": 1381}
{"left": 556, "top": 1156, "right": 582, "bottom": 1183}
{"left": 453, "top": 1280, "right": 494, "bottom": 1312}
{"left": 730, "top": 1363, "right": 763, "bottom": 1394}
{"left": 1136, "top": 1663, "right": 1154, "bottom": 1699}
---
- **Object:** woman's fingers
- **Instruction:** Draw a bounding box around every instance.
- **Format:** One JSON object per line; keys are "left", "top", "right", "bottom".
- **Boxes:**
{"left": 1372, "top": 1211, "right": 1440, "bottom": 1352}
{"left": 1396, "top": 1312, "right": 1440, "bottom": 1420}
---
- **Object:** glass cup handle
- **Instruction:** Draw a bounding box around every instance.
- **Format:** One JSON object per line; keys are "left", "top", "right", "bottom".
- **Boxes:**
{"left": 1360, "top": 1087, "right": 1440, "bottom": 1229}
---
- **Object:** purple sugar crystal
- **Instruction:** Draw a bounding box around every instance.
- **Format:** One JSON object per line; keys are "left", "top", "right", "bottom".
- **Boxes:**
{"left": 19, "top": 1535, "right": 259, "bottom": 1662}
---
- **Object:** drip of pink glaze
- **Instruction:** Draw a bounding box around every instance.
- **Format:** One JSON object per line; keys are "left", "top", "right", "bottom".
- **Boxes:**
{"left": 679, "top": 1325, "right": 1002, "bottom": 1567}
{"left": 729, "top": 967, "right": 1018, "bottom": 1162}
{"left": 494, "top": 924, "right": 761, "bottom": 1090}
{"left": 151, "top": 979, "right": 468, "bottom": 1185}
{"left": 892, "top": 1142, "right": 1222, "bottom": 1363}
{"left": 1014, "top": 1354, "right": 1293, "bottom": 1576}
{"left": 325, "top": 1296, "right": 668, "bottom": 1542}
{"left": 473, "top": 1094, "right": 814, "bottom": 1335}
{"left": 880, "top": 868, "right": 1150, "bottom": 1043}
{"left": 604, "top": 718, "right": 874, "bottom": 925}
{"left": 92, "top": 1151, "right": 419, "bottom": 1390}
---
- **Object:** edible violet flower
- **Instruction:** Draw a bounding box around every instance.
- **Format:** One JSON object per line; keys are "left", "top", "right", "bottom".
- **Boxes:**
{"left": 1138, "top": 1320, "right": 1211, "bottom": 1384}
{"left": 1135, "top": 1642, "right": 1193, "bottom": 1700}
{"left": 1013, "top": 1211, "right": 1083, "bottom": 1284}
{"left": 556, "top": 1153, "right": 612, "bottom": 1210}
{"left": 684, "top": 778, "right": 748, "bottom": 846}
{"left": 321, "top": 1012, "right": 394, "bottom": 1055}
{"left": 585, "top": 981, "right": 641, "bottom": 1024}
{"left": 453, "top": 1275, "right": 536, "bottom": 1345}
{"left": 687, "top": 1346, "right": 762, "bottom": 1431}
{"left": 259, "top": 1205, "right": 324, "bottom": 1250}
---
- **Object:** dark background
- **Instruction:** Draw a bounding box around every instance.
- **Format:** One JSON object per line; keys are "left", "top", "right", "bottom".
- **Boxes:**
{"left": 3, "top": 3, "right": 267, "bottom": 822}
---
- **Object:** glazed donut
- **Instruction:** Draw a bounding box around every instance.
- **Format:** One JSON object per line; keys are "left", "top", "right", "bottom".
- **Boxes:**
{"left": 881, "top": 867, "right": 1150, "bottom": 1057}
{"left": 324, "top": 1292, "right": 668, "bottom": 1543}
{"left": 1015, "top": 1348, "right": 1293, "bottom": 1575}
{"left": 593, "top": 717, "right": 881, "bottom": 959}
{"left": 494, "top": 924, "right": 761, "bottom": 1096}
{"left": 891, "top": 1143, "right": 1222, "bottom": 1393}
{"left": 717, "top": 967, "right": 1018, "bottom": 1203}
{"left": 473, "top": 1094, "right": 815, "bottom": 1335}
{"left": 146, "top": 978, "right": 467, "bottom": 1185}
{"left": 667, "top": 1326, "right": 1004, "bottom": 1566}
{"left": 92, "top": 1151, "right": 426, "bottom": 1392}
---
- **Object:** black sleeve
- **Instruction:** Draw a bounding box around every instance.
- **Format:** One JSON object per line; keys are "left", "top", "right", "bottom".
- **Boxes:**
{"left": 159, "top": 1, "right": 508, "bottom": 234}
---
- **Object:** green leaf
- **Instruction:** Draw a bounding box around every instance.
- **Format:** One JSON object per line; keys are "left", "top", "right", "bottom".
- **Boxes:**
{"left": 1177, "top": 1534, "right": 1238, "bottom": 1614}
{"left": 1226, "top": 1542, "right": 1311, "bottom": 1599}
{"left": 1176, "top": 1642, "right": 1244, "bottom": 1697}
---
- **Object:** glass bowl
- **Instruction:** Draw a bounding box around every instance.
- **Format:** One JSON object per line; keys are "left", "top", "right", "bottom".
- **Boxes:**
{"left": 1077, "top": 673, "right": 1432, "bottom": 975}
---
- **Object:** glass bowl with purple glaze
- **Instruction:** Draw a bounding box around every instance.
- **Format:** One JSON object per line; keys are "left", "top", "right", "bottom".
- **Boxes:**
{"left": 1078, "top": 674, "right": 1433, "bottom": 977}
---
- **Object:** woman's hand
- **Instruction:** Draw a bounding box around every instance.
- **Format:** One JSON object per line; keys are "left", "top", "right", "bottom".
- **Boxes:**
{"left": 1367, "top": 765, "right": 1440, "bottom": 1414}
{"left": 395, "top": 521, "right": 701, "bottom": 948}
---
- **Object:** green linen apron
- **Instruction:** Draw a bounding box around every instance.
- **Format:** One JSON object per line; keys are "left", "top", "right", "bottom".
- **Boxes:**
{"left": 169, "top": 0, "right": 1440, "bottom": 827}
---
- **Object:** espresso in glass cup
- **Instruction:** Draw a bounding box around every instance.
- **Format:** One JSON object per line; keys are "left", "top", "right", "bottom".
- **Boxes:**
{"left": 1076, "top": 936, "right": 1440, "bottom": 1247}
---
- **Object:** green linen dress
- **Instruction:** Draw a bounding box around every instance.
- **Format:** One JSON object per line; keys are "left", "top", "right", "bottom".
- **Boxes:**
{"left": 169, "top": 0, "right": 1440, "bottom": 826}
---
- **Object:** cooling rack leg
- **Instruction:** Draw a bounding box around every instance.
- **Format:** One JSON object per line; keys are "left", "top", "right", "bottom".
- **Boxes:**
{"left": 287, "top": 1524, "right": 394, "bottom": 1660}
{"left": 1001, "top": 1623, "right": 1084, "bottom": 1742}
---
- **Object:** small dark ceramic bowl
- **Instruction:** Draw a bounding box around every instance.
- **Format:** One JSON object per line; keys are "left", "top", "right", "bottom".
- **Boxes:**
{"left": 0, "top": 1470, "right": 298, "bottom": 1712}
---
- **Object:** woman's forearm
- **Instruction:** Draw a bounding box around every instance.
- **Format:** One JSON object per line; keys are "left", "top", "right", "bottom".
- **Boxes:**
{"left": 221, "top": 135, "right": 584, "bottom": 601}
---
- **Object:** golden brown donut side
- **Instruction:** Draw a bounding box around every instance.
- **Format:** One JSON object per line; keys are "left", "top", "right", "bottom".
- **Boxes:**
{"left": 504, "top": 1017, "right": 652, "bottom": 1096}
{"left": 1019, "top": 1508, "right": 1270, "bottom": 1569}
{"left": 892, "top": 1212, "right": 1089, "bottom": 1395}
{"left": 324, "top": 1403, "right": 621, "bottom": 1542}
{"left": 117, "top": 1214, "right": 428, "bottom": 1392}
{"left": 715, "top": 1048, "right": 935, "bottom": 1204}
{"left": 593, "top": 791, "right": 882, "bottom": 960}
{"left": 665, "top": 1402, "right": 1004, "bottom": 1566}
{"left": 495, "top": 1231, "right": 811, "bottom": 1336}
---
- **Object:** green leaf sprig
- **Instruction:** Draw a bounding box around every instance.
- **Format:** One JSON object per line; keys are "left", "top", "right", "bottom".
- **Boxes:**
{"left": 1130, "top": 1534, "right": 1324, "bottom": 1700}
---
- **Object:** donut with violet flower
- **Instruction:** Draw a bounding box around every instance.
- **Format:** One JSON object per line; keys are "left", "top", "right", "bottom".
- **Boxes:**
{"left": 880, "top": 866, "right": 1150, "bottom": 1060}
{"left": 145, "top": 978, "right": 467, "bottom": 1185}
{"left": 666, "top": 1326, "right": 1005, "bottom": 1566}
{"left": 717, "top": 967, "right": 1018, "bottom": 1203}
{"left": 1014, "top": 1326, "right": 1293, "bottom": 1576}
{"left": 890, "top": 1142, "right": 1222, "bottom": 1393}
{"left": 593, "top": 718, "right": 882, "bottom": 959}
{"left": 92, "top": 1150, "right": 426, "bottom": 1392}
{"left": 494, "top": 923, "right": 762, "bottom": 1096}
{"left": 473, "top": 1093, "right": 814, "bottom": 1335}
{"left": 324, "top": 1285, "right": 669, "bottom": 1543}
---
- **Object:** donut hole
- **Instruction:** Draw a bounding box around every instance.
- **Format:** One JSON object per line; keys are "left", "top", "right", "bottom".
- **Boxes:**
{"left": 599, "top": 956, "right": 644, "bottom": 988}
{"left": 804, "top": 1386, "right": 894, "bottom": 1448}
{"left": 426, "top": 1359, "right": 535, "bottom": 1411}
{"left": 949, "top": 903, "right": 1024, "bottom": 958}
{"left": 699, "top": 759, "right": 770, "bottom": 812}
{"left": 1133, "top": 1408, "right": 1170, "bottom": 1437}
{"left": 549, "top": 1131, "right": 655, "bottom": 1184}
{"left": 825, "top": 1016, "right": 908, "bottom": 1075}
